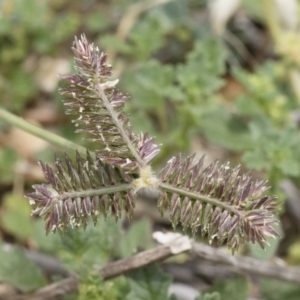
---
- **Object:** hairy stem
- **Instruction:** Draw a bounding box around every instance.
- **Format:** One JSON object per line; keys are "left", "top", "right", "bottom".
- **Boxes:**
{"left": 158, "top": 182, "right": 243, "bottom": 217}
{"left": 54, "top": 183, "right": 133, "bottom": 201}
{"left": 96, "top": 83, "right": 145, "bottom": 167}
{"left": 0, "top": 108, "right": 89, "bottom": 156}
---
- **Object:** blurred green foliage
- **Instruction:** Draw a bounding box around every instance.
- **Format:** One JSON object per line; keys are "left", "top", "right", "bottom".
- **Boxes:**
{"left": 0, "top": 148, "right": 19, "bottom": 184}
{"left": 78, "top": 274, "right": 119, "bottom": 300}
{"left": 0, "top": 243, "right": 46, "bottom": 292}
{"left": 126, "top": 264, "right": 173, "bottom": 300}
{"left": 202, "top": 277, "right": 249, "bottom": 300}
{"left": 259, "top": 279, "right": 300, "bottom": 300}
{"left": 197, "top": 292, "right": 221, "bottom": 300}
{"left": 0, "top": 0, "right": 80, "bottom": 111}
{"left": 1, "top": 0, "right": 300, "bottom": 299}
{"left": 0, "top": 194, "right": 33, "bottom": 239}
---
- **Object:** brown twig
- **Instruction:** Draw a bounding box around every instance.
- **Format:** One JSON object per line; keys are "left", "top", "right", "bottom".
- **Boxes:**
{"left": 16, "top": 245, "right": 174, "bottom": 300}
{"left": 192, "top": 241, "right": 300, "bottom": 284}
{"left": 15, "top": 234, "right": 300, "bottom": 300}
{"left": 154, "top": 232, "right": 300, "bottom": 284}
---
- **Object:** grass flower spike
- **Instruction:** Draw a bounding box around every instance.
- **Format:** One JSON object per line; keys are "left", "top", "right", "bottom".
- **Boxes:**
{"left": 60, "top": 35, "right": 161, "bottom": 171}
{"left": 27, "top": 35, "right": 279, "bottom": 253}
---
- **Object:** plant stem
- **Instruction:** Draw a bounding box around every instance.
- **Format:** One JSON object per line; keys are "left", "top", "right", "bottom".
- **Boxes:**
{"left": 15, "top": 237, "right": 300, "bottom": 299}
{"left": 96, "top": 83, "right": 145, "bottom": 167}
{"left": 0, "top": 108, "right": 88, "bottom": 156}
{"left": 36, "top": 183, "right": 133, "bottom": 216}
{"left": 158, "top": 183, "right": 243, "bottom": 217}
{"left": 17, "top": 244, "right": 175, "bottom": 300}
{"left": 55, "top": 184, "right": 132, "bottom": 201}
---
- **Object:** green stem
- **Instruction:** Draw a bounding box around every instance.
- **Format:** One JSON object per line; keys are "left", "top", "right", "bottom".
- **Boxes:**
{"left": 158, "top": 183, "right": 243, "bottom": 217}
{"left": 38, "top": 183, "right": 133, "bottom": 216}
{"left": 0, "top": 108, "right": 88, "bottom": 156}
{"left": 96, "top": 83, "right": 145, "bottom": 167}
{"left": 55, "top": 184, "right": 132, "bottom": 201}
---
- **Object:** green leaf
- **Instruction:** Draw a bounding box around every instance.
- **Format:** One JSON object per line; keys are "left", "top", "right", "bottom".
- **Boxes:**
{"left": 241, "top": 0, "right": 265, "bottom": 21}
{"left": 152, "top": 0, "right": 190, "bottom": 23}
{"left": 177, "top": 37, "right": 226, "bottom": 98}
{"left": 99, "top": 34, "right": 132, "bottom": 55}
{"left": 0, "top": 148, "right": 18, "bottom": 184}
{"left": 196, "top": 292, "right": 221, "bottom": 300}
{"left": 242, "top": 148, "right": 272, "bottom": 171}
{"left": 127, "top": 111, "right": 156, "bottom": 137}
{"left": 199, "top": 108, "right": 252, "bottom": 151}
{"left": 0, "top": 243, "right": 46, "bottom": 292}
{"left": 123, "top": 59, "right": 178, "bottom": 110}
{"left": 57, "top": 217, "right": 122, "bottom": 271}
{"left": 204, "top": 276, "right": 249, "bottom": 300}
{"left": 129, "top": 16, "right": 165, "bottom": 60}
{"left": 9, "top": 0, "right": 48, "bottom": 29}
{"left": 31, "top": 219, "right": 61, "bottom": 253}
{"left": 288, "top": 241, "right": 300, "bottom": 263}
{"left": 1, "top": 193, "right": 33, "bottom": 239}
{"left": 85, "top": 12, "right": 109, "bottom": 31}
{"left": 126, "top": 264, "right": 173, "bottom": 300}
{"left": 78, "top": 273, "right": 118, "bottom": 300}
{"left": 0, "top": 69, "right": 37, "bottom": 112}
{"left": 259, "top": 279, "right": 300, "bottom": 300}
{"left": 234, "top": 62, "right": 291, "bottom": 125}
{"left": 242, "top": 120, "right": 300, "bottom": 176}
{"left": 10, "top": 70, "right": 37, "bottom": 108}
{"left": 119, "top": 219, "right": 153, "bottom": 258}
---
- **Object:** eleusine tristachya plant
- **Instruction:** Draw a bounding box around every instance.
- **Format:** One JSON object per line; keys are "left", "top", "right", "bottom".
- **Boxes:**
{"left": 27, "top": 34, "right": 279, "bottom": 253}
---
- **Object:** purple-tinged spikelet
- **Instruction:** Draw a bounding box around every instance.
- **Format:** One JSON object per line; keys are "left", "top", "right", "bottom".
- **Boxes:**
{"left": 59, "top": 34, "right": 160, "bottom": 172}
{"left": 158, "top": 154, "right": 279, "bottom": 253}
{"left": 26, "top": 35, "right": 279, "bottom": 254}
{"left": 27, "top": 152, "right": 134, "bottom": 234}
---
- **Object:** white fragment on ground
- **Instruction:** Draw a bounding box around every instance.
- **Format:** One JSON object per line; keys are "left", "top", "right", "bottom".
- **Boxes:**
{"left": 152, "top": 231, "right": 192, "bottom": 254}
